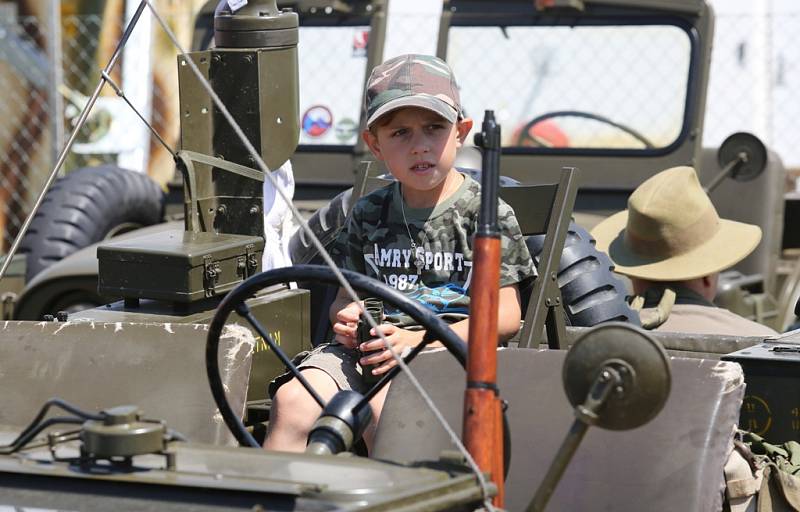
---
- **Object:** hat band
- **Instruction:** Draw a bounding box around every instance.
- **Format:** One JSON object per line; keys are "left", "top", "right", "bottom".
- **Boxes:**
{"left": 624, "top": 207, "right": 720, "bottom": 259}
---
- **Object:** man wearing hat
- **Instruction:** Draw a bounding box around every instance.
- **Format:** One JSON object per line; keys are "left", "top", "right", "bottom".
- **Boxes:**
{"left": 591, "top": 166, "right": 777, "bottom": 335}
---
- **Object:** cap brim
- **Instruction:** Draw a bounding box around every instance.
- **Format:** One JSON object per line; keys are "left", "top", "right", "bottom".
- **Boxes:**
{"left": 591, "top": 211, "right": 762, "bottom": 281}
{"left": 366, "top": 95, "right": 458, "bottom": 127}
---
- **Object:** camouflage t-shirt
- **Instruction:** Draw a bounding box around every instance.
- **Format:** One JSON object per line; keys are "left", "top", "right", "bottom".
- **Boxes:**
{"left": 338, "top": 173, "right": 535, "bottom": 327}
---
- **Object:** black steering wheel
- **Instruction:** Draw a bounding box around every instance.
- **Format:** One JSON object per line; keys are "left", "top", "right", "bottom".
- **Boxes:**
{"left": 515, "top": 110, "right": 655, "bottom": 149}
{"left": 206, "top": 264, "right": 468, "bottom": 448}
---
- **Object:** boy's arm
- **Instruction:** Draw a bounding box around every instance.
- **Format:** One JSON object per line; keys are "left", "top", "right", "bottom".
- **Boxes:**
{"left": 440, "top": 284, "right": 522, "bottom": 344}
{"left": 358, "top": 284, "right": 523, "bottom": 376}
{"left": 495, "top": 284, "right": 524, "bottom": 341}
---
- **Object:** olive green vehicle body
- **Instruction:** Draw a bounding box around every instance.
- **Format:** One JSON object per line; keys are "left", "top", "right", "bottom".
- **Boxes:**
{"left": 0, "top": 1, "right": 791, "bottom": 510}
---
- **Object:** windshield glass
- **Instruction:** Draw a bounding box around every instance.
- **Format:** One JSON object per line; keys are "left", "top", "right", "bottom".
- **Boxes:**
{"left": 298, "top": 26, "right": 370, "bottom": 146}
{"left": 447, "top": 24, "right": 691, "bottom": 151}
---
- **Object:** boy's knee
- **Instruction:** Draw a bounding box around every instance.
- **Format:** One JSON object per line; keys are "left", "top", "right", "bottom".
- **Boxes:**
{"left": 274, "top": 378, "right": 320, "bottom": 417}
{"left": 272, "top": 369, "right": 339, "bottom": 423}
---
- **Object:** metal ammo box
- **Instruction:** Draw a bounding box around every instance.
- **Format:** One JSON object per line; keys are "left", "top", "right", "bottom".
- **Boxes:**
{"left": 98, "top": 228, "right": 263, "bottom": 304}
{"left": 723, "top": 333, "right": 800, "bottom": 443}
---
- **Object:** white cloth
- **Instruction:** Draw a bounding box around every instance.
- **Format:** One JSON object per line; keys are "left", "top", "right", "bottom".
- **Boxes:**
{"left": 262, "top": 160, "right": 295, "bottom": 271}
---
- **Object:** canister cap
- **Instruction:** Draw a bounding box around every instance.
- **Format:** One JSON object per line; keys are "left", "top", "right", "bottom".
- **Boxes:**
{"left": 214, "top": 0, "right": 298, "bottom": 48}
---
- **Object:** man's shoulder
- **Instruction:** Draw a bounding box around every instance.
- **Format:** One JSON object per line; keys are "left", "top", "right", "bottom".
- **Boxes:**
{"left": 705, "top": 306, "right": 778, "bottom": 336}
{"left": 664, "top": 304, "right": 778, "bottom": 337}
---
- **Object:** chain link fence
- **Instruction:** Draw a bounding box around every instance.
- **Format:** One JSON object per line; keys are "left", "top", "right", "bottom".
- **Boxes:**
{"left": 705, "top": 10, "right": 800, "bottom": 176}
{"left": 0, "top": 4, "right": 185, "bottom": 249}
{"left": 0, "top": 8, "right": 53, "bottom": 251}
{"left": 2, "top": 4, "right": 800, "bottom": 249}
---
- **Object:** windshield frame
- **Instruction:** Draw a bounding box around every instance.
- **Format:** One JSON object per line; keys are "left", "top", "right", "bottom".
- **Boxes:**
{"left": 442, "top": 9, "right": 702, "bottom": 158}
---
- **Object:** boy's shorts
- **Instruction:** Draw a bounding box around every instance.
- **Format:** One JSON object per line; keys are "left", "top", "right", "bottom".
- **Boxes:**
{"left": 267, "top": 317, "right": 463, "bottom": 398}
{"left": 268, "top": 343, "right": 371, "bottom": 398}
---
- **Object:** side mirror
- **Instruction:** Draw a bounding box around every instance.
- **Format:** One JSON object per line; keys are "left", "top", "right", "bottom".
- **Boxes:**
{"left": 704, "top": 132, "right": 768, "bottom": 193}
{"left": 562, "top": 322, "right": 671, "bottom": 430}
{"left": 529, "top": 323, "right": 671, "bottom": 511}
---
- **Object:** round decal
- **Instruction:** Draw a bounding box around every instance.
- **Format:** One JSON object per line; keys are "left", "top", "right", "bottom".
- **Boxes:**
{"left": 335, "top": 118, "right": 358, "bottom": 143}
{"left": 302, "top": 105, "right": 333, "bottom": 138}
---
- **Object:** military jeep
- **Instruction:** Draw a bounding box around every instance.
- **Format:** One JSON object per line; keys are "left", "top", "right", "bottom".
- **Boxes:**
{"left": 0, "top": 1, "right": 794, "bottom": 510}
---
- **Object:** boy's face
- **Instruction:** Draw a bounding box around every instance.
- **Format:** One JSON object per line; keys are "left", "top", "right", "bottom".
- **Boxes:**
{"left": 362, "top": 107, "right": 473, "bottom": 197}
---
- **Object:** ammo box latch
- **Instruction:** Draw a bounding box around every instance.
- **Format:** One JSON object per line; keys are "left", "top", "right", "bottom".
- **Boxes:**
{"left": 237, "top": 243, "right": 259, "bottom": 280}
{"left": 203, "top": 255, "right": 222, "bottom": 297}
{"left": 245, "top": 243, "right": 258, "bottom": 277}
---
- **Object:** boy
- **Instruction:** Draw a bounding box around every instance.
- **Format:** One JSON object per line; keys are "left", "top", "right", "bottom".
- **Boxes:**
{"left": 265, "top": 54, "right": 534, "bottom": 452}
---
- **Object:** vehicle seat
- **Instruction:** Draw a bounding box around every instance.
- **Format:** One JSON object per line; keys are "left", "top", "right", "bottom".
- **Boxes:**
{"left": 372, "top": 347, "right": 743, "bottom": 511}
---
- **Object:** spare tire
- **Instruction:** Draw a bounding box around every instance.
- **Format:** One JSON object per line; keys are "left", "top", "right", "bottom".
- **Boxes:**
{"left": 523, "top": 223, "right": 640, "bottom": 326}
{"left": 19, "top": 165, "right": 165, "bottom": 282}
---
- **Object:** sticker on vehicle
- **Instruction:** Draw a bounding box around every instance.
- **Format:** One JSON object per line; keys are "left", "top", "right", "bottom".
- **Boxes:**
{"left": 335, "top": 118, "right": 359, "bottom": 143}
{"left": 301, "top": 105, "right": 334, "bottom": 138}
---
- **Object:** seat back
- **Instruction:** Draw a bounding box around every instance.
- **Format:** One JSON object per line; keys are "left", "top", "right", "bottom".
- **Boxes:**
{"left": 372, "top": 348, "right": 744, "bottom": 512}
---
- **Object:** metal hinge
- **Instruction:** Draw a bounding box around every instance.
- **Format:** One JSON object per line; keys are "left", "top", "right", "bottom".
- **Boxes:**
{"left": 245, "top": 243, "right": 259, "bottom": 277}
{"left": 772, "top": 346, "right": 800, "bottom": 354}
{"left": 236, "top": 255, "right": 247, "bottom": 278}
{"left": 203, "top": 255, "right": 221, "bottom": 297}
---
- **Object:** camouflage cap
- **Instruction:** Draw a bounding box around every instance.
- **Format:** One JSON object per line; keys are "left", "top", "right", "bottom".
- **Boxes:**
{"left": 365, "top": 54, "right": 462, "bottom": 128}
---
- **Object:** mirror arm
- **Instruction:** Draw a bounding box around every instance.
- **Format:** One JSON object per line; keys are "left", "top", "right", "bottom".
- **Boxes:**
{"left": 527, "top": 365, "right": 622, "bottom": 512}
{"left": 703, "top": 152, "right": 746, "bottom": 194}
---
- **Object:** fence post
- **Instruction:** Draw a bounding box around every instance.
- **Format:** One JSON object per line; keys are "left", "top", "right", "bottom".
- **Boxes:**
{"left": 47, "top": 0, "right": 64, "bottom": 167}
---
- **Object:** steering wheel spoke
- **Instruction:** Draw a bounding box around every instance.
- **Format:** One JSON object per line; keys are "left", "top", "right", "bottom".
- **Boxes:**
{"left": 358, "top": 332, "right": 434, "bottom": 405}
{"left": 236, "top": 305, "right": 326, "bottom": 409}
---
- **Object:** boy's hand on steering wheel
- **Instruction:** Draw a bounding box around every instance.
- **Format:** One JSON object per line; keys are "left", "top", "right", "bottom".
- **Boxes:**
{"left": 358, "top": 325, "right": 425, "bottom": 376}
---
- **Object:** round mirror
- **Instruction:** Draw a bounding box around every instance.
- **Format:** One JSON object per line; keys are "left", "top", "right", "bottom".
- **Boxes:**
{"left": 717, "top": 132, "right": 768, "bottom": 182}
{"left": 563, "top": 322, "right": 671, "bottom": 431}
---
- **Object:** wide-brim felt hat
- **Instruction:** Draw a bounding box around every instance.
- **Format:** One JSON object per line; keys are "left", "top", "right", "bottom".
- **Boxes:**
{"left": 591, "top": 166, "right": 762, "bottom": 282}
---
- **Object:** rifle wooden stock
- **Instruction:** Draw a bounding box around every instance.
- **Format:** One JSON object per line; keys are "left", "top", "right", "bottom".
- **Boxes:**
{"left": 464, "top": 235, "right": 503, "bottom": 507}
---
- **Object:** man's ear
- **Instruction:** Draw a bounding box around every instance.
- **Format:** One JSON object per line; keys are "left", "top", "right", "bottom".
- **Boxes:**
{"left": 456, "top": 117, "right": 474, "bottom": 146}
{"left": 362, "top": 129, "right": 382, "bottom": 159}
{"left": 700, "top": 274, "right": 719, "bottom": 301}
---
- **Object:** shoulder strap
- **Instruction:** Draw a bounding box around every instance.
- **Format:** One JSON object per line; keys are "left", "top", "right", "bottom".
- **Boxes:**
{"left": 631, "top": 288, "right": 676, "bottom": 330}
